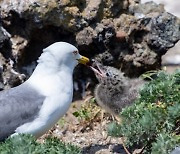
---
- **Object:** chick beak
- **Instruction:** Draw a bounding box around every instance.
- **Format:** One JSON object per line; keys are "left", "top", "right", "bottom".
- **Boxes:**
{"left": 89, "top": 60, "right": 106, "bottom": 78}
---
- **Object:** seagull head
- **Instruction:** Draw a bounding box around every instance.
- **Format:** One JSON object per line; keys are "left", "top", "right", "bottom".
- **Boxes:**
{"left": 38, "top": 42, "right": 89, "bottom": 70}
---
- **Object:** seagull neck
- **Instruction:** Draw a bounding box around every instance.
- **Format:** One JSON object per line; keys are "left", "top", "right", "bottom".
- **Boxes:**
{"left": 26, "top": 63, "right": 74, "bottom": 96}
{"left": 32, "top": 62, "right": 74, "bottom": 76}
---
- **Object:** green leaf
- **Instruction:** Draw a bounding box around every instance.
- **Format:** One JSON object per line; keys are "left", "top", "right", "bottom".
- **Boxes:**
{"left": 72, "top": 111, "right": 80, "bottom": 117}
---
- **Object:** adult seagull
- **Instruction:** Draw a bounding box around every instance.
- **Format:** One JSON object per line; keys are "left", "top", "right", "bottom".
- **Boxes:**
{"left": 0, "top": 42, "right": 89, "bottom": 141}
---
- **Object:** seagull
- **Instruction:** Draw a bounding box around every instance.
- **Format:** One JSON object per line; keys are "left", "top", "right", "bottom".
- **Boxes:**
{"left": 90, "top": 60, "right": 145, "bottom": 117}
{"left": 0, "top": 42, "right": 89, "bottom": 141}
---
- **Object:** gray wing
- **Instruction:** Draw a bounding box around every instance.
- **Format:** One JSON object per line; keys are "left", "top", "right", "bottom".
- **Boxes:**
{"left": 0, "top": 83, "right": 45, "bottom": 141}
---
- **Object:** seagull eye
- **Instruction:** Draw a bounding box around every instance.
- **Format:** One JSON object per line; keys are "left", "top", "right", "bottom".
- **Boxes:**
{"left": 73, "top": 50, "right": 78, "bottom": 55}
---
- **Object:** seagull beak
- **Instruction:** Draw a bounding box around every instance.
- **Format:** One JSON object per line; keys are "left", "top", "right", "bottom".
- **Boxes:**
{"left": 77, "top": 56, "right": 90, "bottom": 65}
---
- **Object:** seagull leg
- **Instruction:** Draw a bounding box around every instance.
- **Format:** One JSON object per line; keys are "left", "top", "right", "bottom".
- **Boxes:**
{"left": 113, "top": 115, "right": 122, "bottom": 124}
{"left": 101, "top": 109, "right": 105, "bottom": 122}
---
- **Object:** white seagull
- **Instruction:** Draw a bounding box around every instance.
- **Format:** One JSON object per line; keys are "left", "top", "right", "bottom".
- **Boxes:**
{"left": 0, "top": 42, "right": 89, "bottom": 141}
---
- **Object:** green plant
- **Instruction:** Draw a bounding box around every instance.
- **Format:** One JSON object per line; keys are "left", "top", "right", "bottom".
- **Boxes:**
{"left": 58, "top": 117, "right": 66, "bottom": 127}
{"left": 151, "top": 132, "right": 180, "bottom": 154}
{"left": 140, "top": 70, "right": 159, "bottom": 80}
{"left": 0, "top": 134, "right": 81, "bottom": 154}
{"left": 73, "top": 105, "right": 91, "bottom": 121}
{"left": 108, "top": 70, "right": 180, "bottom": 153}
{"left": 73, "top": 97, "right": 100, "bottom": 122}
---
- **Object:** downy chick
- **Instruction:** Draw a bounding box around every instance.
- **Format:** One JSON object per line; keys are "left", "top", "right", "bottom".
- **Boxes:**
{"left": 90, "top": 61, "right": 145, "bottom": 116}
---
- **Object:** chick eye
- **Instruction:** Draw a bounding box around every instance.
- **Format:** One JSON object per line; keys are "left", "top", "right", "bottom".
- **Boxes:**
{"left": 106, "top": 72, "right": 110, "bottom": 76}
{"left": 106, "top": 71, "right": 112, "bottom": 77}
{"left": 73, "top": 50, "right": 78, "bottom": 55}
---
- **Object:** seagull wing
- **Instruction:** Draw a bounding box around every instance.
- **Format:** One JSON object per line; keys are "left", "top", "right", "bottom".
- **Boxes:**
{"left": 0, "top": 83, "right": 45, "bottom": 141}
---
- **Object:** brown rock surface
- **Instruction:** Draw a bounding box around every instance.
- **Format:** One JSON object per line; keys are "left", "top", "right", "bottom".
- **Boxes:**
{"left": 0, "top": 0, "right": 179, "bottom": 90}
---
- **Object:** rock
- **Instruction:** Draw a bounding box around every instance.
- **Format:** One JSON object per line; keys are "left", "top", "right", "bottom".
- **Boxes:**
{"left": 0, "top": 26, "right": 10, "bottom": 48}
{"left": 0, "top": 52, "right": 25, "bottom": 90}
{"left": 76, "top": 19, "right": 115, "bottom": 54}
{"left": 147, "top": 12, "right": 180, "bottom": 53}
{"left": 129, "top": 1, "right": 165, "bottom": 16}
{"left": 0, "top": 24, "right": 11, "bottom": 58}
{"left": 99, "top": 2, "right": 180, "bottom": 76}
{"left": 76, "top": 26, "right": 95, "bottom": 46}
{"left": 171, "top": 147, "right": 180, "bottom": 154}
{"left": 129, "top": 2, "right": 180, "bottom": 54}
{"left": 116, "top": 30, "right": 127, "bottom": 41}
{"left": 0, "top": 24, "right": 25, "bottom": 89}
{"left": 0, "top": 0, "right": 179, "bottom": 91}
{"left": 82, "top": 0, "right": 102, "bottom": 23}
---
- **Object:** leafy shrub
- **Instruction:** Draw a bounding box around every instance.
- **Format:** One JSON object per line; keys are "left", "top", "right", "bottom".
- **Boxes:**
{"left": 108, "top": 70, "right": 180, "bottom": 153}
{"left": 0, "top": 134, "right": 81, "bottom": 154}
{"left": 151, "top": 132, "right": 180, "bottom": 154}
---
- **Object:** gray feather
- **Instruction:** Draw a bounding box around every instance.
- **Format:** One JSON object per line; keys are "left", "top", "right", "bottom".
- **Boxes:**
{"left": 0, "top": 83, "right": 45, "bottom": 141}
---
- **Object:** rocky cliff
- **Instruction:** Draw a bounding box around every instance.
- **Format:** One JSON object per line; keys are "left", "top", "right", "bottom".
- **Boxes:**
{"left": 0, "top": 0, "right": 179, "bottom": 96}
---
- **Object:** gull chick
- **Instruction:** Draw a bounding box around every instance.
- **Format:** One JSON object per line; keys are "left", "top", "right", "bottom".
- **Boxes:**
{"left": 0, "top": 42, "right": 89, "bottom": 141}
{"left": 90, "top": 61, "right": 145, "bottom": 116}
